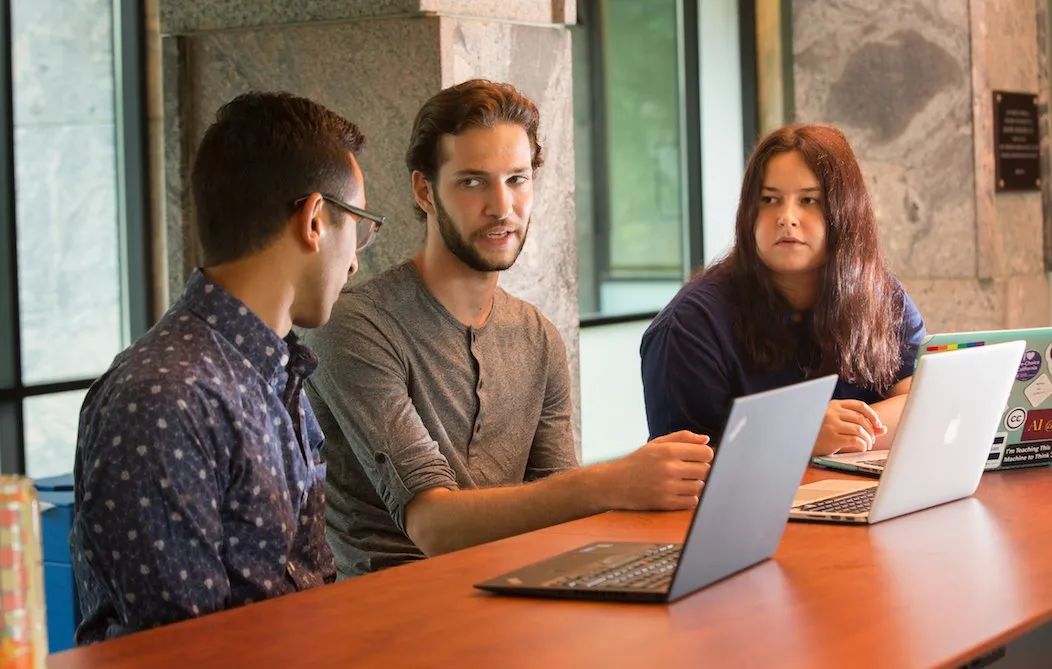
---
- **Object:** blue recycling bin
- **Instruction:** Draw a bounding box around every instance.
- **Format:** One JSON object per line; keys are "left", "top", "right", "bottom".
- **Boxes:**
{"left": 34, "top": 473, "right": 79, "bottom": 652}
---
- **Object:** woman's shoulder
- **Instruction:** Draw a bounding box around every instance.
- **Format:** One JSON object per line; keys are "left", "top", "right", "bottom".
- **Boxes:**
{"left": 675, "top": 272, "right": 737, "bottom": 314}
{"left": 885, "top": 275, "right": 922, "bottom": 318}
{"left": 889, "top": 277, "right": 926, "bottom": 341}
{"left": 649, "top": 272, "right": 737, "bottom": 336}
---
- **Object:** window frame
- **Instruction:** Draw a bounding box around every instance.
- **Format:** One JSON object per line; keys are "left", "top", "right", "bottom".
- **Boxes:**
{"left": 575, "top": 0, "right": 758, "bottom": 327}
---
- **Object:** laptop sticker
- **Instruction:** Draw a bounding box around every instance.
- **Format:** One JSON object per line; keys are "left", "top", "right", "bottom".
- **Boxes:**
{"left": 1021, "top": 409, "right": 1052, "bottom": 441}
{"left": 1001, "top": 440, "right": 1052, "bottom": 466}
{"left": 1017, "top": 350, "right": 1042, "bottom": 381}
{"left": 1024, "top": 374, "right": 1052, "bottom": 407}
{"left": 1045, "top": 342, "right": 1052, "bottom": 369}
{"left": 1005, "top": 407, "right": 1027, "bottom": 431}
{"left": 926, "top": 341, "right": 984, "bottom": 353}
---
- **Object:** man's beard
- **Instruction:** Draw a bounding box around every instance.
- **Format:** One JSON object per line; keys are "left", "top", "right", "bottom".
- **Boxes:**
{"left": 434, "top": 195, "right": 529, "bottom": 272}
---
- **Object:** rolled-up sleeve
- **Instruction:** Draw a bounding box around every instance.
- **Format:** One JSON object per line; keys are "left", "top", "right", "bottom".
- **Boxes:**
{"left": 307, "top": 298, "right": 457, "bottom": 534}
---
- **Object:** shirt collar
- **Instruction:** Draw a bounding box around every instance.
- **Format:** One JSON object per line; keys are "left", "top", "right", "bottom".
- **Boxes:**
{"left": 177, "top": 269, "right": 305, "bottom": 383}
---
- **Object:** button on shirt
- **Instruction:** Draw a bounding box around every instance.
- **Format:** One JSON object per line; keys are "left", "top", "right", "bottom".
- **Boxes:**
{"left": 71, "top": 270, "right": 335, "bottom": 644}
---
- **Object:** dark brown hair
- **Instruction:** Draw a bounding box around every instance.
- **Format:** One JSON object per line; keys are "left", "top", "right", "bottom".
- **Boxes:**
{"left": 191, "top": 92, "right": 365, "bottom": 265}
{"left": 706, "top": 124, "right": 904, "bottom": 393}
{"left": 404, "top": 79, "right": 543, "bottom": 219}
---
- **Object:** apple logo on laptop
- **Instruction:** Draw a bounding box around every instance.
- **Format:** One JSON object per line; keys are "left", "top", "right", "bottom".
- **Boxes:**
{"left": 725, "top": 415, "right": 747, "bottom": 443}
{"left": 944, "top": 416, "right": 962, "bottom": 445}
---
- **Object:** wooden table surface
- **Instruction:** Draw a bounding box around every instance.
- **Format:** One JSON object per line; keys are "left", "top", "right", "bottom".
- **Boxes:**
{"left": 49, "top": 467, "right": 1052, "bottom": 668}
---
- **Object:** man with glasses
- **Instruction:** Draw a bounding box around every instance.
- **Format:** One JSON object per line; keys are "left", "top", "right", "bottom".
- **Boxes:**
{"left": 70, "top": 92, "right": 378, "bottom": 642}
{"left": 304, "top": 80, "right": 713, "bottom": 577}
{"left": 294, "top": 193, "right": 385, "bottom": 252}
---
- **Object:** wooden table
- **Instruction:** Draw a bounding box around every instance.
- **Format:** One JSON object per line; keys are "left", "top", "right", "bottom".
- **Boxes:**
{"left": 49, "top": 467, "right": 1052, "bottom": 668}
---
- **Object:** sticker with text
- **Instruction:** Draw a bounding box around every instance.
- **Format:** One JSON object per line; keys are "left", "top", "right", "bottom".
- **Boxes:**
{"left": 1022, "top": 409, "right": 1052, "bottom": 441}
{"left": 1000, "top": 440, "right": 1052, "bottom": 467}
{"left": 1017, "top": 349, "right": 1042, "bottom": 381}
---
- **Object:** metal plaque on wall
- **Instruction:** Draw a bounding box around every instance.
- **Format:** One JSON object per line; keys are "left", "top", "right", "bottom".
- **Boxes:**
{"left": 993, "top": 91, "right": 1040, "bottom": 192}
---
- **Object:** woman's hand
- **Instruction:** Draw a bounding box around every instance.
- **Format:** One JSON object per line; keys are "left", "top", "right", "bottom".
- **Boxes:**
{"left": 812, "top": 399, "right": 888, "bottom": 456}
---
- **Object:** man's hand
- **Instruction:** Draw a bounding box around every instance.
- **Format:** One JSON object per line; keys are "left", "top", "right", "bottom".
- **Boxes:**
{"left": 600, "top": 430, "right": 713, "bottom": 511}
{"left": 812, "top": 399, "right": 887, "bottom": 456}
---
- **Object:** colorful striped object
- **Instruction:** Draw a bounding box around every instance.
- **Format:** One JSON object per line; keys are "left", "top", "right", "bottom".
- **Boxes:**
{"left": 925, "top": 341, "right": 986, "bottom": 353}
{"left": 0, "top": 477, "right": 47, "bottom": 669}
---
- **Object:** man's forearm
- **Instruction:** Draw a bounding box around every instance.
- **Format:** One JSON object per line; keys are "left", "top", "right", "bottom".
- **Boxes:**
{"left": 405, "top": 461, "right": 618, "bottom": 556}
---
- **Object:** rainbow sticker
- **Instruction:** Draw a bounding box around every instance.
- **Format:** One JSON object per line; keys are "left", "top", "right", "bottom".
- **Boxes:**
{"left": 926, "top": 341, "right": 985, "bottom": 353}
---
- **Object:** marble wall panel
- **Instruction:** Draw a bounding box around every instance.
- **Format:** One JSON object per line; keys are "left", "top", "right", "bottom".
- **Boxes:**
{"left": 1004, "top": 273, "right": 1051, "bottom": 328}
{"left": 902, "top": 277, "right": 1004, "bottom": 332}
{"left": 974, "top": 0, "right": 1045, "bottom": 278}
{"left": 162, "top": 0, "right": 422, "bottom": 34}
{"left": 162, "top": 0, "right": 563, "bottom": 35}
{"left": 906, "top": 274, "right": 1050, "bottom": 332}
{"left": 422, "top": 0, "right": 554, "bottom": 24}
{"left": 793, "top": 0, "right": 976, "bottom": 279}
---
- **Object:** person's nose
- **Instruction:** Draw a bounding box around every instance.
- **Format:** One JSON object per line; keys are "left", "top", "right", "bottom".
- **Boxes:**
{"left": 485, "top": 183, "right": 514, "bottom": 220}
{"left": 777, "top": 200, "right": 800, "bottom": 228}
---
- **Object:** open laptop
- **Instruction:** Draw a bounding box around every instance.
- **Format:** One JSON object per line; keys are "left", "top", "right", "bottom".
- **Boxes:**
{"left": 814, "top": 328, "right": 1052, "bottom": 476}
{"left": 790, "top": 341, "right": 1023, "bottom": 524}
{"left": 474, "top": 374, "right": 837, "bottom": 603}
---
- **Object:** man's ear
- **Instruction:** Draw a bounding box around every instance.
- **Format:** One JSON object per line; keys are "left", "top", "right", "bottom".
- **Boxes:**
{"left": 411, "top": 171, "right": 436, "bottom": 218}
{"left": 293, "top": 192, "right": 325, "bottom": 254}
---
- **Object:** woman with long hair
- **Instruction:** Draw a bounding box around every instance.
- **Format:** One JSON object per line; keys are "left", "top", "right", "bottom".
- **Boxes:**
{"left": 640, "top": 124, "right": 925, "bottom": 455}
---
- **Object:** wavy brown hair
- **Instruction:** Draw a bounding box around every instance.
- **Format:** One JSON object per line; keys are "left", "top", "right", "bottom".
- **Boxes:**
{"left": 705, "top": 124, "right": 904, "bottom": 393}
{"left": 405, "top": 79, "right": 543, "bottom": 220}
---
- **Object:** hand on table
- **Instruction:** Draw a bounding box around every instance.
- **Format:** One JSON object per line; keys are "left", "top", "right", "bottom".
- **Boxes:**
{"left": 812, "top": 399, "right": 887, "bottom": 456}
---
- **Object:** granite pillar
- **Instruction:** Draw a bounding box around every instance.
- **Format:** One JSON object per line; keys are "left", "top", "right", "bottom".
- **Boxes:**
{"left": 159, "top": 1, "right": 581, "bottom": 448}
{"left": 792, "top": 0, "right": 1050, "bottom": 331}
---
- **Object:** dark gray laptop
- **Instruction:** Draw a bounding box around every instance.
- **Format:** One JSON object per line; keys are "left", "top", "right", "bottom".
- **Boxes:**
{"left": 474, "top": 375, "right": 837, "bottom": 603}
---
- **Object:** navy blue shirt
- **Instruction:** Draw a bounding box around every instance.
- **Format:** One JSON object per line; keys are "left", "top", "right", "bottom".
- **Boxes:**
{"left": 71, "top": 270, "right": 335, "bottom": 644}
{"left": 640, "top": 274, "right": 926, "bottom": 442}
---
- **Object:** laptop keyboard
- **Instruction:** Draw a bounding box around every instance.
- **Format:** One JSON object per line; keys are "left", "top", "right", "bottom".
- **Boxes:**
{"left": 552, "top": 543, "right": 681, "bottom": 590}
{"left": 859, "top": 458, "right": 887, "bottom": 468}
{"left": 798, "top": 486, "right": 877, "bottom": 514}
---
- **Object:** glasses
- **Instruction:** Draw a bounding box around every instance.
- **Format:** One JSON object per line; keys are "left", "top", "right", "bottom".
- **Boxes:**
{"left": 294, "top": 193, "right": 386, "bottom": 250}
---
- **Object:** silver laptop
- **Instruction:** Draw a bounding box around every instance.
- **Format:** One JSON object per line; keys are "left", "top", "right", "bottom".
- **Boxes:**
{"left": 790, "top": 341, "right": 1023, "bottom": 524}
{"left": 815, "top": 328, "right": 1052, "bottom": 475}
{"left": 475, "top": 375, "right": 837, "bottom": 603}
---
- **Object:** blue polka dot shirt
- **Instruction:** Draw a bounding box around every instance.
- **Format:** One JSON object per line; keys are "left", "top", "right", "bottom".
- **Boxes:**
{"left": 71, "top": 270, "right": 335, "bottom": 644}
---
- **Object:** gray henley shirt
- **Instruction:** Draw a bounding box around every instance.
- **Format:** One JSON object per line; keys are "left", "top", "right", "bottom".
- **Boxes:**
{"left": 304, "top": 261, "right": 578, "bottom": 576}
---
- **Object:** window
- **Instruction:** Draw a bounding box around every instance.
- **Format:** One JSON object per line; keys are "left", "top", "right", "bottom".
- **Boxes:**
{"left": 0, "top": 0, "right": 152, "bottom": 478}
{"left": 573, "top": 0, "right": 756, "bottom": 321}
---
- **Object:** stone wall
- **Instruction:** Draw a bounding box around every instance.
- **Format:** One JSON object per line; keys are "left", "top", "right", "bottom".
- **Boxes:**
{"left": 792, "top": 0, "right": 1050, "bottom": 332}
